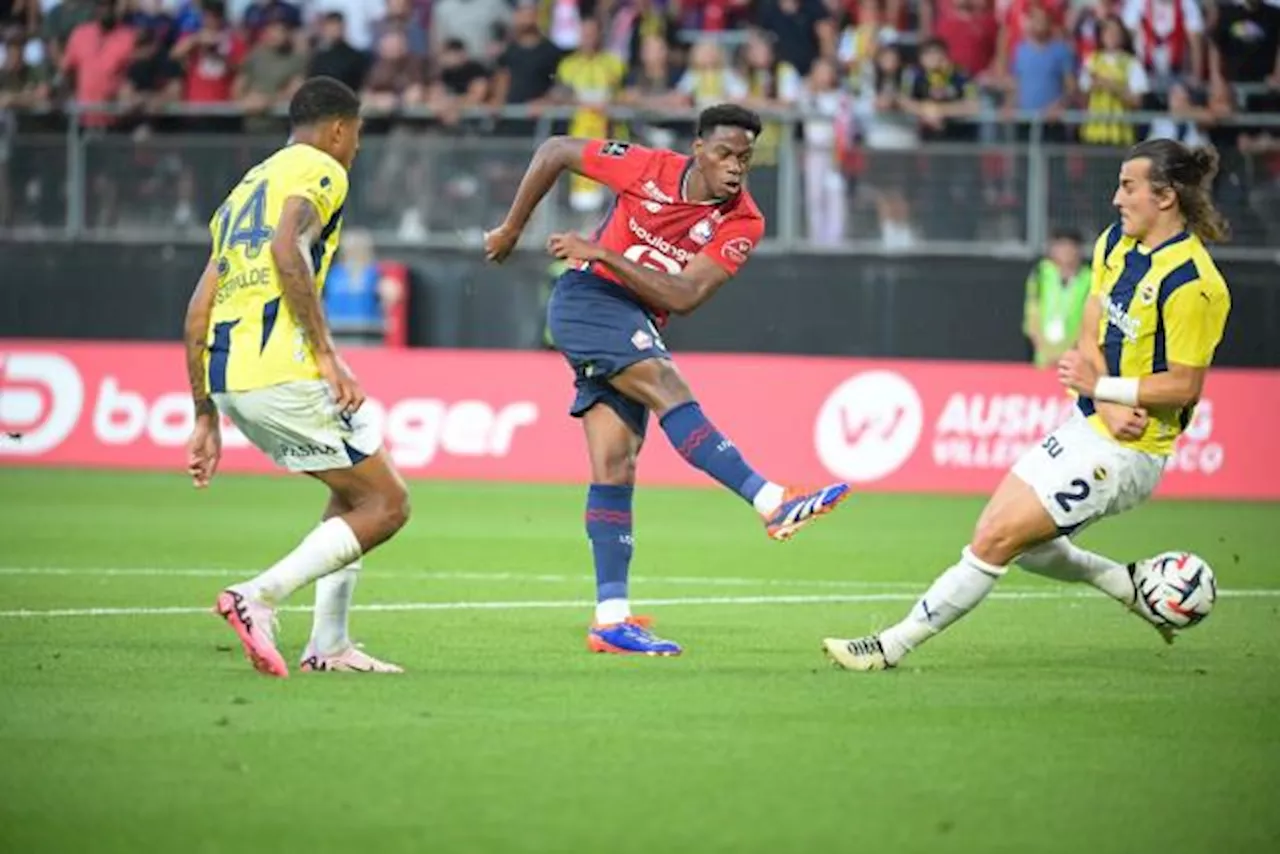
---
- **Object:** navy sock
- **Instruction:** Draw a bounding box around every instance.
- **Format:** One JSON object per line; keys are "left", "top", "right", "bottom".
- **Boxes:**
{"left": 659, "top": 401, "right": 766, "bottom": 503}
{"left": 585, "top": 484, "right": 634, "bottom": 603}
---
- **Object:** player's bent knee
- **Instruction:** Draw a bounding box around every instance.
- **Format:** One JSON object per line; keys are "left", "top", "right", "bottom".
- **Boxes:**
{"left": 969, "top": 516, "right": 1028, "bottom": 567}
{"left": 382, "top": 483, "right": 412, "bottom": 534}
{"left": 594, "top": 454, "right": 637, "bottom": 486}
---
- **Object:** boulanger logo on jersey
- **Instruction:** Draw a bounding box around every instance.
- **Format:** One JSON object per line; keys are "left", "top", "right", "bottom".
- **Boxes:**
{"left": 813, "top": 371, "right": 923, "bottom": 483}
{"left": 0, "top": 352, "right": 84, "bottom": 455}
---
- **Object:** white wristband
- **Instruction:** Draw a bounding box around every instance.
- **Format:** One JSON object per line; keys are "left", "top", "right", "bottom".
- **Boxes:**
{"left": 1094, "top": 376, "right": 1140, "bottom": 407}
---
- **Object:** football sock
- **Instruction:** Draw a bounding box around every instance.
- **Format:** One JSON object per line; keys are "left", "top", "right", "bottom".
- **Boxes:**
{"left": 659, "top": 401, "right": 780, "bottom": 511}
{"left": 236, "top": 517, "right": 362, "bottom": 606}
{"left": 310, "top": 558, "right": 360, "bottom": 655}
{"left": 879, "top": 547, "right": 1006, "bottom": 664}
{"left": 1017, "top": 537, "right": 1135, "bottom": 604}
{"left": 586, "top": 484, "right": 634, "bottom": 624}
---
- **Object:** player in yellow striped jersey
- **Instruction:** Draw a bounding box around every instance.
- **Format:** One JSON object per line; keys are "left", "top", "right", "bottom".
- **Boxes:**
{"left": 824, "top": 139, "right": 1232, "bottom": 670}
{"left": 183, "top": 77, "right": 410, "bottom": 679}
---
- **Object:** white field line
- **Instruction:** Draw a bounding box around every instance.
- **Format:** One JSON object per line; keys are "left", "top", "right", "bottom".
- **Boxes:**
{"left": 0, "top": 566, "right": 923, "bottom": 590}
{"left": 1, "top": 588, "right": 1278, "bottom": 619}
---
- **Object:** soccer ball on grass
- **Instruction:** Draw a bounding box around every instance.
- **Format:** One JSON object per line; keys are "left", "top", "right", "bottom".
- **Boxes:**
{"left": 1133, "top": 551, "right": 1217, "bottom": 629}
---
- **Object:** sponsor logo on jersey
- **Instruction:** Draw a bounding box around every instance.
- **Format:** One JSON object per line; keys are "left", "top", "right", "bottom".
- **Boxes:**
{"left": 631, "top": 329, "right": 654, "bottom": 350}
{"left": 628, "top": 217, "right": 693, "bottom": 264}
{"left": 722, "top": 237, "right": 753, "bottom": 265}
{"left": 1106, "top": 298, "right": 1142, "bottom": 342}
{"left": 642, "top": 201, "right": 663, "bottom": 214}
{"left": 601, "top": 141, "right": 630, "bottom": 157}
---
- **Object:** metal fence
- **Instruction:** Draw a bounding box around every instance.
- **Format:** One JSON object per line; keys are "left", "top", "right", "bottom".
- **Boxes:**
{"left": 2, "top": 104, "right": 1278, "bottom": 261}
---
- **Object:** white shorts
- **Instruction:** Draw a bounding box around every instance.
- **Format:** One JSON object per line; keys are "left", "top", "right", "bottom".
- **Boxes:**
{"left": 213, "top": 380, "right": 382, "bottom": 473}
{"left": 1012, "top": 411, "right": 1166, "bottom": 535}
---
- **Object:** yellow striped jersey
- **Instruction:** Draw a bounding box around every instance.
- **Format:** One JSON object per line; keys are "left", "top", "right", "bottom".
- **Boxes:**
{"left": 1078, "top": 223, "right": 1231, "bottom": 455}
{"left": 206, "top": 143, "right": 348, "bottom": 393}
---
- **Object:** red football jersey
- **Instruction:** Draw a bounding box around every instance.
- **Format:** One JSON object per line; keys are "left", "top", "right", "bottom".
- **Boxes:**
{"left": 576, "top": 139, "right": 766, "bottom": 321}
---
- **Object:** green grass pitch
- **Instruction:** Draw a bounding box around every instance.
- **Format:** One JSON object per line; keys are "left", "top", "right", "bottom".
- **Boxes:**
{"left": 1, "top": 468, "right": 1278, "bottom": 854}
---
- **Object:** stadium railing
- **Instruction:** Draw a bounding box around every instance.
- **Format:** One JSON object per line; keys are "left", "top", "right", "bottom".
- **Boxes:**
{"left": 2, "top": 103, "right": 1278, "bottom": 262}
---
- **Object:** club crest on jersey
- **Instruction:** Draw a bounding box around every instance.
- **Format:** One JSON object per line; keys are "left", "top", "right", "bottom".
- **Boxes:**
{"left": 601, "top": 141, "right": 630, "bottom": 157}
{"left": 1139, "top": 281, "right": 1157, "bottom": 305}
{"left": 722, "top": 236, "right": 754, "bottom": 265}
{"left": 689, "top": 219, "right": 714, "bottom": 245}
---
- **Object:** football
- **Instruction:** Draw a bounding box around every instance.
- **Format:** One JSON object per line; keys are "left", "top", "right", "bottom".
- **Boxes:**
{"left": 1136, "top": 551, "right": 1218, "bottom": 629}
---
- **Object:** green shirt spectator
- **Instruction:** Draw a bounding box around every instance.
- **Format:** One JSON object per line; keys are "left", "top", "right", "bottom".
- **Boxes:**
{"left": 1024, "top": 228, "right": 1092, "bottom": 369}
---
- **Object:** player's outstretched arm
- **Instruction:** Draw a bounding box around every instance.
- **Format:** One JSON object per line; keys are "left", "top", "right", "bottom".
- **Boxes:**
{"left": 486, "top": 137, "right": 590, "bottom": 261}
{"left": 271, "top": 196, "right": 364, "bottom": 415}
{"left": 547, "top": 232, "right": 730, "bottom": 315}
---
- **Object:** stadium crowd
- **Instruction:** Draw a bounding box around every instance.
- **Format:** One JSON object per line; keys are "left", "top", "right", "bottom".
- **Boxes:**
{"left": 0, "top": 0, "right": 1278, "bottom": 243}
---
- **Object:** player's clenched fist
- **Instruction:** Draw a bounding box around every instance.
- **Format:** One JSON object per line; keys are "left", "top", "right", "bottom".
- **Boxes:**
{"left": 1097, "top": 403, "right": 1149, "bottom": 441}
{"left": 546, "top": 232, "right": 600, "bottom": 264}
{"left": 1056, "top": 349, "right": 1100, "bottom": 397}
{"left": 484, "top": 223, "right": 521, "bottom": 263}
{"left": 318, "top": 352, "right": 365, "bottom": 417}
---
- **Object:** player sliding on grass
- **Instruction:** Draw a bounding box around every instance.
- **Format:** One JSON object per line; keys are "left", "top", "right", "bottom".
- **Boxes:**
{"left": 485, "top": 104, "right": 851, "bottom": 657}
{"left": 824, "top": 139, "right": 1232, "bottom": 671}
{"left": 184, "top": 77, "right": 409, "bottom": 678}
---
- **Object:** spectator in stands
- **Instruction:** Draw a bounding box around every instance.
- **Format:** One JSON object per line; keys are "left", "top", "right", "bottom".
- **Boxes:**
{"left": 428, "top": 36, "right": 490, "bottom": 125}
{"left": 1006, "top": 3, "right": 1076, "bottom": 140}
{"left": 0, "top": 23, "right": 49, "bottom": 112}
{"left": 856, "top": 41, "right": 917, "bottom": 248}
{"left": 431, "top": 0, "right": 510, "bottom": 60}
{"left": 491, "top": 2, "right": 562, "bottom": 125}
{"left": 676, "top": 38, "right": 747, "bottom": 108}
{"left": 1079, "top": 16, "right": 1148, "bottom": 146}
{"left": 1122, "top": 0, "right": 1205, "bottom": 88}
{"left": 1210, "top": 0, "right": 1280, "bottom": 92}
{"left": 1022, "top": 226, "right": 1090, "bottom": 369}
{"left": 608, "top": 0, "right": 677, "bottom": 74}
{"left": 171, "top": 1, "right": 244, "bottom": 131}
{"left": 119, "top": 24, "right": 184, "bottom": 131}
{"left": 235, "top": 10, "right": 306, "bottom": 134}
{"left": 791, "top": 55, "right": 853, "bottom": 245}
{"left": 1146, "top": 80, "right": 1214, "bottom": 147}
{"left": 61, "top": 0, "right": 136, "bottom": 127}
{"left": 362, "top": 26, "right": 427, "bottom": 115}
{"left": 311, "top": 0, "right": 382, "bottom": 53}
{"left": 993, "top": 0, "right": 1067, "bottom": 78}
{"left": 837, "top": 0, "right": 899, "bottom": 91}
{"left": 1071, "top": 0, "right": 1124, "bottom": 63}
{"left": 554, "top": 17, "right": 625, "bottom": 213}
{"left": 756, "top": 0, "right": 835, "bottom": 76}
{"left": 363, "top": 27, "right": 429, "bottom": 237}
{"left": 325, "top": 228, "right": 391, "bottom": 346}
{"left": 240, "top": 1, "right": 302, "bottom": 46}
{"left": 619, "top": 33, "right": 684, "bottom": 148}
{"left": 904, "top": 37, "right": 980, "bottom": 239}
{"left": 123, "top": 0, "right": 179, "bottom": 52}
{"left": 41, "top": 0, "right": 94, "bottom": 68}
{"left": 373, "top": 0, "right": 428, "bottom": 56}
{"left": 932, "top": 0, "right": 998, "bottom": 81}
{"left": 904, "top": 36, "right": 979, "bottom": 141}
{"left": 307, "top": 11, "right": 369, "bottom": 93}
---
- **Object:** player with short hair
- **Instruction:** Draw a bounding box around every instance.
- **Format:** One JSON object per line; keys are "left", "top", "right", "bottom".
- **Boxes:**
{"left": 823, "top": 138, "right": 1232, "bottom": 670}
{"left": 184, "top": 76, "right": 409, "bottom": 678}
{"left": 485, "top": 104, "right": 851, "bottom": 657}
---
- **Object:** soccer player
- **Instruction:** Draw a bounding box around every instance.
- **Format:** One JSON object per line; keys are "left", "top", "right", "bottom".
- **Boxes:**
{"left": 184, "top": 77, "right": 410, "bottom": 678}
{"left": 823, "top": 138, "right": 1232, "bottom": 670}
{"left": 484, "top": 104, "right": 851, "bottom": 657}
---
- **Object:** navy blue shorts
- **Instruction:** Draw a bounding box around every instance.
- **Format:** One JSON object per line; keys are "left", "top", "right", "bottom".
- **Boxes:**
{"left": 545, "top": 269, "right": 670, "bottom": 438}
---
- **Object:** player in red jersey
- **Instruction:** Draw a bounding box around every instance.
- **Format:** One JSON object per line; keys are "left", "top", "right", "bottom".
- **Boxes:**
{"left": 485, "top": 104, "right": 851, "bottom": 656}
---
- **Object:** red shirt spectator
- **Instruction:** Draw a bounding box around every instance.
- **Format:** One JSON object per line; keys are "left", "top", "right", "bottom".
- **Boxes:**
{"left": 934, "top": 0, "right": 999, "bottom": 78}
{"left": 172, "top": 1, "right": 245, "bottom": 103}
{"left": 61, "top": 10, "right": 136, "bottom": 125}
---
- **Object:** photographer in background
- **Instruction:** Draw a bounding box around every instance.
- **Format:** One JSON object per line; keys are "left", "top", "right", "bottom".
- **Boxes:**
{"left": 1022, "top": 227, "right": 1091, "bottom": 369}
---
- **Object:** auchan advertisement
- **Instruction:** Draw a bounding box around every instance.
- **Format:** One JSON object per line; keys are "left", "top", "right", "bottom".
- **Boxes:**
{"left": 2, "top": 342, "right": 1276, "bottom": 499}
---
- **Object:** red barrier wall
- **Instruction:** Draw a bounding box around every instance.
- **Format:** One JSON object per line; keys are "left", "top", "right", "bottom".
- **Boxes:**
{"left": 2, "top": 342, "right": 1277, "bottom": 499}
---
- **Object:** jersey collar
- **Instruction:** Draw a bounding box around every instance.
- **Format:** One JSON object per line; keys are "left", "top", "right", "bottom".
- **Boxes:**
{"left": 1135, "top": 230, "right": 1191, "bottom": 255}
{"left": 679, "top": 157, "right": 725, "bottom": 206}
